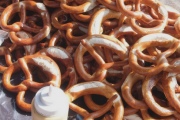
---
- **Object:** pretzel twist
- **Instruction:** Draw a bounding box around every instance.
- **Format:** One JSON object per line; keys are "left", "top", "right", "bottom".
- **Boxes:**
{"left": 129, "top": 33, "right": 180, "bottom": 75}
{"left": 74, "top": 34, "right": 128, "bottom": 81}
{"left": 65, "top": 81, "right": 124, "bottom": 120}
{"left": 0, "top": 1, "right": 51, "bottom": 45}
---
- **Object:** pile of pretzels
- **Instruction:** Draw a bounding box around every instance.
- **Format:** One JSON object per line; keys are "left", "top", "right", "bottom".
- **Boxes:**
{"left": 0, "top": 0, "right": 180, "bottom": 119}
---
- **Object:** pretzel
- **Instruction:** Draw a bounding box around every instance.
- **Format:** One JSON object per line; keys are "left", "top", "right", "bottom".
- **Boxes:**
{"left": 65, "top": 81, "right": 124, "bottom": 119}
{"left": 2, "top": 54, "right": 61, "bottom": 112}
{"left": 125, "top": 0, "right": 168, "bottom": 34}
{"left": 121, "top": 72, "right": 148, "bottom": 109}
{"left": 51, "top": 9, "right": 74, "bottom": 30}
{"left": 0, "top": 1, "right": 51, "bottom": 45}
{"left": 162, "top": 58, "right": 180, "bottom": 113}
{"left": 129, "top": 33, "right": 180, "bottom": 76}
{"left": 60, "top": 0, "right": 98, "bottom": 14}
{"left": 74, "top": 34, "right": 128, "bottom": 81}
{"left": 88, "top": 8, "right": 121, "bottom": 35}
{"left": 35, "top": 46, "right": 77, "bottom": 90}
{"left": 142, "top": 74, "right": 175, "bottom": 116}
{"left": 157, "top": 5, "right": 179, "bottom": 36}
{"left": 109, "top": 24, "right": 137, "bottom": 49}
{"left": 65, "top": 22, "right": 88, "bottom": 44}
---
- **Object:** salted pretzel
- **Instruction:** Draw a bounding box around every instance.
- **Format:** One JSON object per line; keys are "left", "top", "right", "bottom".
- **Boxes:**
{"left": 65, "top": 81, "right": 124, "bottom": 120}
{"left": 60, "top": 0, "right": 98, "bottom": 14}
{"left": 74, "top": 34, "right": 128, "bottom": 81}
{"left": 35, "top": 46, "right": 77, "bottom": 90}
{"left": 0, "top": 1, "right": 51, "bottom": 45}
{"left": 2, "top": 54, "right": 61, "bottom": 112}
{"left": 129, "top": 33, "right": 180, "bottom": 76}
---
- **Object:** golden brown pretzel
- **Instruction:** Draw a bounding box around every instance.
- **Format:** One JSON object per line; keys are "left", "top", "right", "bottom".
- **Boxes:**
{"left": 125, "top": 0, "right": 168, "bottom": 34}
{"left": 65, "top": 81, "right": 124, "bottom": 120}
{"left": 0, "top": 1, "right": 51, "bottom": 45}
{"left": 2, "top": 54, "right": 61, "bottom": 112}
{"left": 88, "top": 8, "right": 121, "bottom": 35}
{"left": 142, "top": 74, "right": 175, "bottom": 116}
{"left": 2, "top": 54, "right": 61, "bottom": 92}
{"left": 129, "top": 33, "right": 180, "bottom": 76}
{"left": 74, "top": 34, "right": 128, "bottom": 81}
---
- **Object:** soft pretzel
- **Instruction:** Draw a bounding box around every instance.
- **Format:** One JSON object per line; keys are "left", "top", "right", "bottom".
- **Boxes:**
{"left": 0, "top": 1, "right": 51, "bottom": 45}
{"left": 129, "top": 33, "right": 180, "bottom": 75}
{"left": 65, "top": 81, "right": 124, "bottom": 120}
{"left": 74, "top": 34, "right": 128, "bottom": 81}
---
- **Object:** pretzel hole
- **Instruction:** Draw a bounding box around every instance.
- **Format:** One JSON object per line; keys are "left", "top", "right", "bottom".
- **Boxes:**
{"left": 71, "top": 26, "right": 87, "bottom": 37}
{"left": 7, "top": 13, "right": 20, "bottom": 25}
{"left": 10, "top": 70, "right": 25, "bottom": 86}
{"left": 57, "top": 14, "right": 71, "bottom": 24}
{"left": 124, "top": 35, "right": 139, "bottom": 46}
{"left": 131, "top": 81, "right": 143, "bottom": 100}
{"left": 23, "top": 89, "right": 35, "bottom": 105}
{"left": 91, "top": 94, "right": 107, "bottom": 105}
{"left": 31, "top": 66, "right": 53, "bottom": 83}
{"left": 0, "top": 56, "right": 7, "bottom": 66}
{"left": 152, "top": 86, "right": 168, "bottom": 107}
{"left": 69, "top": 96, "right": 88, "bottom": 116}
{"left": 106, "top": 75, "right": 123, "bottom": 84}
{"left": 26, "top": 13, "right": 43, "bottom": 28}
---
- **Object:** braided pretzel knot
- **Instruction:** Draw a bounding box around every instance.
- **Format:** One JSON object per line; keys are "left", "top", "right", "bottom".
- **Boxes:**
{"left": 35, "top": 46, "right": 77, "bottom": 90}
{"left": 0, "top": 1, "right": 51, "bottom": 45}
{"left": 65, "top": 81, "right": 124, "bottom": 120}
{"left": 2, "top": 54, "right": 61, "bottom": 112}
{"left": 74, "top": 34, "right": 128, "bottom": 81}
{"left": 129, "top": 33, "right": 180, "bottom": 76}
